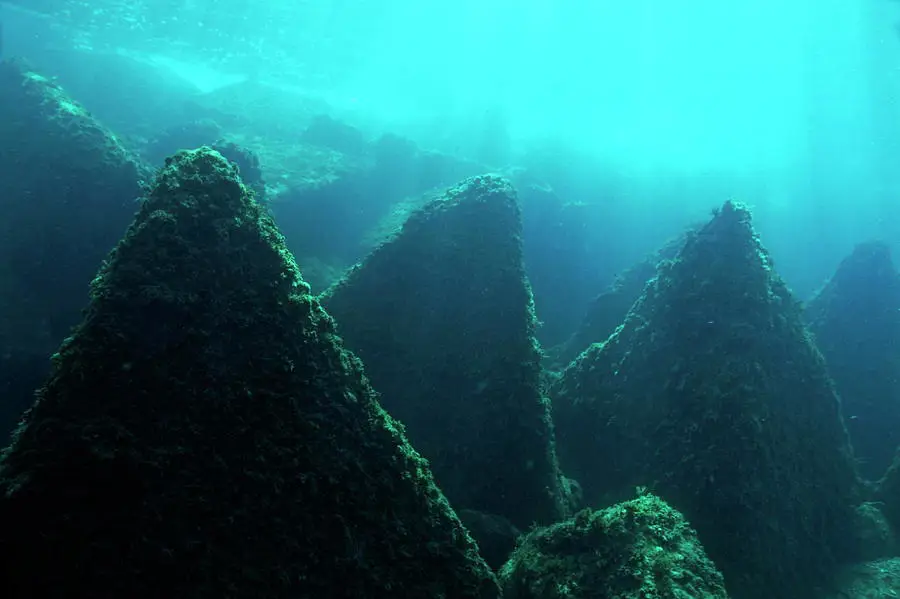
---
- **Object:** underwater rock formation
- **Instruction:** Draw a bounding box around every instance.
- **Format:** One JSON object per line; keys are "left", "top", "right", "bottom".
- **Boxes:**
{"left": 515, "top": 181, "right": 606, "bottom": 347}
{"left": 143, "top": 119, "right": 222, "bottom": 165}
{"left": 550, "top": 201, "right": 860, "bottom": 599}
{"left": 0, "top": 59, "right": 151, "bottom": 357}
{"left": 301, "top": 114, "right": 369, "bottom": 156}
{"left": 552, "top": 229, "right": 693, "bottom": 368}
{"left": 0, "top": 148, "right": 500, "bottom": 599}
{"left": 805, "top": 241, "right": 900, "bottom": 481}
{"left": 321, "top": 175, "right": 571, "bottom": 535}
{"left": 271, "top": 136, "right": 486, "bottom": 291}
{"left": 458, "top": 509, "right": 523, "bottom": 571}
{"left": 211, "top": 139, "right": 266, "bottom": 199}
{"left": 848, "top": 502, "right": 898, "bottom": 562}
{"left": 828, "top": 558, "right": 900, "bottom": 599}
{"left": 499, "top": 492, "right": 729, "bottom": 599}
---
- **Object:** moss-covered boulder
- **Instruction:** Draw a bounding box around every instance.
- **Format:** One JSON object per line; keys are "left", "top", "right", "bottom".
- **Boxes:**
{"left": 0, "top": 148, "right": 500, "bottom": 599}
{"left": 500, "top": 492, "right": 729, "bottom": 599}
{"left": 550, "top": 201, "right": 860, "bottom": 599}
{"left": 0, "top": 59, "right": 151, "bottom": 357}
{"left": 321, "top": 175, "right": 571, "bottom": 534}
{"left": 805, "top": 241, "right": 900, "bottom": 481}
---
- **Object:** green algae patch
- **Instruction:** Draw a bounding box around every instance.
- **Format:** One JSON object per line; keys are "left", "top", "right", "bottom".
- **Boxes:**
{"left": 321, "top": 175, "right": 572, "bottom": 536}
{"left": 500, "top": 493, "right": 729, "bottom": 599}
{"left": 0, "top": 148, "right": 499, "bottom": 599}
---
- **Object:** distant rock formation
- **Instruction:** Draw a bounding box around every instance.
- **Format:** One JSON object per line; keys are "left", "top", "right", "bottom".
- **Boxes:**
{"left": 0, "top": 149, "right": 500, "bottom": 598}
{"left": 270, "top": 133, "right": 486, "bottom": 291}
{"left": 551, "top": 229, "right": 693, "bottom": 368}
{"left": 550, "top": 202, "right": 860, "bottom": 599}
{"left": 0, "top": 59, "right": 150, "bottom": 357}
{"left": 499, "top": 492, "right": 729, "bottom": 599}
{"left": 514, "top": 182, "right": 605, "bottom": 347}
{"left": 805, "top": 241, "right": 900, "bottom": 481}
{"left": 321, "top": 175, "right": 572, "bottom": 536}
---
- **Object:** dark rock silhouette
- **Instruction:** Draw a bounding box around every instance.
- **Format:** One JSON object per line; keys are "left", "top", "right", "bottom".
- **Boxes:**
{"left": 270, "top": 136, "right": 485, "bottom": 291}
{"left": 500, "top": 492, "right": 729, "bottom": 599}
{"left": 551, "top": 229, "right": 693, "bottom": 368}
{"left": 551, "top": 201, "right": 860, "bottom": 599}
{"left": 143, "top": 119, "right": 221, "bottom": 165}
{"left": 211, "top": 139, "right": 265, "bottom": 199}
{"left": 515, "top": 182, "right": 604, "bottom": 347}
{"left": 0, "top": 148, "right": 500, "bottom": 599}
{"left": 0, "top": 352, "right": 50, "bottom": 444}
{"left": 806, "top": 241, "right": 900, "bottom": 481}
{"left": 458, "top": 509, "right": 522, "bottom": 571}
{"left": 0, "top": 59, "right": 150, "bottom": 358}
{"left": 321, "top": 175, "right": 572, "bottom": 532}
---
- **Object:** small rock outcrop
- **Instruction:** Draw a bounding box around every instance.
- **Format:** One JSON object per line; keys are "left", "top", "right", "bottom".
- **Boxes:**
{"left": 500, "top": 493, "right": 729, "bottom": 599}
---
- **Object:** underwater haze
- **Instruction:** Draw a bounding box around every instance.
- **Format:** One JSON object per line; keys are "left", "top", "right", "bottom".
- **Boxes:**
{"left": 5, "top": 0, "right": 900, "bottom": 296}
{"left": 7, "top": 2, "right": 900, "bottom": 598}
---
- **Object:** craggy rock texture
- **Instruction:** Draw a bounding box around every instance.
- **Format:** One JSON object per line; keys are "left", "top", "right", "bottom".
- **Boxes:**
{"left": 550, "top": 202, "right": 860, "bottom": 599}
{"left": 828, "top": 558, "right": 900, "bottom": 599}
{"left": 500, "top": 493, "right": 729, "bottom": 599}
{"left": 0, "top": 148, "right": 500, "bottom": 599}
{"left": 0, "top": 59, "right": 150, "bottom": 357}
{"left": 322, "top": 175, "right": 571, "bottom": 535}
{"left": 552, "top": 229, "right": 693, "bottom": 368}
{"left": 806, "top": 241, "right": 900, "bottom": 481}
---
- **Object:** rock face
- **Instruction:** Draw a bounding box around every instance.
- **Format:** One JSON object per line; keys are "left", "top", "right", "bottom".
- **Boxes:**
{"left": 827, "top": 558, "right": 900, "bottom": 599}
{"left": 552, "top": 230, "right": 692, "bottom": 368}
{"left": 321, "top": 175, "right": 571, "bottom": 532}
{"left": 0, "top": 59, "right": 150, "bottom": 357}
{"left": 499, "top": 493, "right": 730, "bottom": 599}
{"left": 550, "top": 202, "right": 860, "bottom": 599}
{"left": 805, "top": 241, "right": 900, "bottom": 481}
{"left": 0, "top": 149, "right": 500, "bottom": 599}
{"left": 877, "top": 451, "right": 900, "bottom": 537}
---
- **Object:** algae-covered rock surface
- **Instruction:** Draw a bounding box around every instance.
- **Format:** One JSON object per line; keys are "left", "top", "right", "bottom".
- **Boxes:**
{"left": 551, "top": 201, "right": 860, "bottom": 599}
{"left": 500, "top": 493, "right": 729, "bottom": 599}
{"left": 0, "top": 148, "right": 499, "bottom": 599}
{"left": 322, "top": 175, "right": 571, "bottom": 533}
{"left": 828, "top": 558, "right": 900, "bottom": 599}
